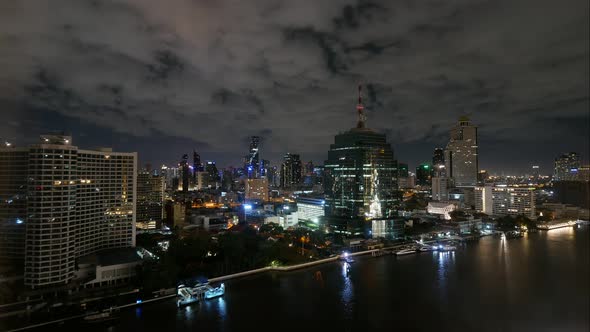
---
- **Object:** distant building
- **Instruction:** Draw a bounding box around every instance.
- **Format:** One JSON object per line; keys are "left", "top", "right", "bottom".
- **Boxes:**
{"left": 246, "top": 178, "right": 269, "bottom": 202}
{"left": 280, "top": 153, "right": 302, "bottom": 188}
{"left": 0, "top": 135, "right": 136, "bottom": 289}
{"left": 279, "top": 211, "right": 298, "bottom": 229}
{"left": 578, "top": 165, "right": 589, "bottom": 182}
{"left": 553, "top": 152, "right": 580, "bottom": 181}
{"left": 445, "top": 117, "right": 478, "bottom": 187}
{"left": 432, "top": 148, "right": 445, "bottom": 167}
{"left": 415, "top": 163, "right": 433, "bottom": 187}
{"left": 475, "top": 186, "right": 535, "bottom": 219}
{"left": 296, "top": 197, "right": 325, "bottom": 223}
{"left": 137, "top": 170, "right": 164, "bottom": 230}
{"left": 245, "top": 136, "right": 260, "bottom": 178}
{"left": 180, "top": 154, "right": 190, "bottom": 193}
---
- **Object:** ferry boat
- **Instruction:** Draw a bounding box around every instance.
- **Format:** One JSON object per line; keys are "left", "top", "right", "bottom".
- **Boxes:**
{"left": 177, "top": 282, "right": 225, "bottom": 307}
{"left": 433, "top": 244, "right": 457, "bottom": 252}
{"left": 537, "top": 220, "right": 577, "bottom": 230}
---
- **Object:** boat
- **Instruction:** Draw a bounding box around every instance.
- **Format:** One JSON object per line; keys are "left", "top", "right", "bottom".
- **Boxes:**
{"left": 419, "top": 246, "right": 432, "bottom": 252}
{"left": 395, "top": 247, "right": 418, "bottom": 256}
{"left": 433, "top": 244, "right": 457, "bottom": 252}
{"left": 177, "top": 282, "right": 225, "bottom": 307}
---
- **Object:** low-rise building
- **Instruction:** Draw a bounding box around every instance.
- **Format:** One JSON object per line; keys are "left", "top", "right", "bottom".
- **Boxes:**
{"left": 296, "top": 197, "right": 325, "bottom": 224}
{"left": 427, "top": 201, "right": 458, "bottom": 220}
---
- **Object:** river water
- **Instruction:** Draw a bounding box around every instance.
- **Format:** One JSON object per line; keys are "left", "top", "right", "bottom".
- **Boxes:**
{"left": 69, "top": 227, "right": 590, "bottom": 331}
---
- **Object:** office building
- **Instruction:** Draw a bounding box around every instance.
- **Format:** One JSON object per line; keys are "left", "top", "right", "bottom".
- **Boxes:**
{"left": 136, "top": 170, "right": 164, "bottom": 230}
{"left": 475, "top": 186, "right": 535, "bottom": 219}
{"left": 433, "top": 148, "right": 445, "bottom": 167}
{"left": 0, "top": 135, "right": 136, "bottom": 289}
{"left": 371, "top": 219, "right": 404, "bottom": 240}
{"left": 553, "top": 152, "right": 580, "bottom": 181}
{"left": 180, "top": 154, "right": 189, "bottom": 193}
{"left": 415, "top": 163, "right": 433, "bottom": 187}
{"left": 444, "top": 117, "right": 478, "bottom": 187}
{"left": 205, "top": 161, "right": 220, "bottom": 189}
{"left": 431, "top": 177, "right": 449, "bottom": 201}
{"left": 323, "top": 86, "right": 398, "bottom": 219}
{"left": 246, "top": 136, "right": 260, "bottom": 178}
{"left": 296, "top": 197, "right": 325, "bottom": 223}
{"left": 246, "top": 178, "right": 269, "bottom": 202}
{"left": 579, "top": 165, "right": 590, "bottom": 182}
{"left": 280, "top": 153, "right": 302, "bottom": 188}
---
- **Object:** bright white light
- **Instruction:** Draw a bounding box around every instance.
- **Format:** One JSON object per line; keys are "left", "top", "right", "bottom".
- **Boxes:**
{"left": 283, "top": 206, "right": 290, "bottom": 210}
{"left": 16, "top": 218, "right": 23, "bottom": 224}
{"left": 244, "top": 204, "right": 252, "bottom": 210}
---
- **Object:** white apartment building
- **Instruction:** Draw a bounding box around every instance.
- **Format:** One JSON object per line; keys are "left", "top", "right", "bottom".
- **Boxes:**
{"left": 475, "top": 185, "right": 535, "bottom": 219}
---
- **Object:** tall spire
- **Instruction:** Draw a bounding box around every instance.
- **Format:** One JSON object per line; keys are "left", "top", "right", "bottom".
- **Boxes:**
{"left": 356, "top": 84, "right": 366, "bottom": 129}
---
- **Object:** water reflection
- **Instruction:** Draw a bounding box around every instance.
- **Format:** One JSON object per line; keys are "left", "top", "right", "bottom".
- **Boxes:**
{"left": 135, "top": 307, "right": 142, "bottom": 319}
{"left": 340, "top": 262, "right": 354, "bottom": 319}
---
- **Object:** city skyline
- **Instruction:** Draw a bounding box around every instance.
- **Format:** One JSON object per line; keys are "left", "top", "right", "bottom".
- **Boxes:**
{"left": 1, "top": 0, "right": 588, "bottom": 173}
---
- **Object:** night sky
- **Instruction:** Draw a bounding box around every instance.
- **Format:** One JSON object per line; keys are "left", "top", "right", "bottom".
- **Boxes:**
{"left": 1, "top": 0, "right": 588, "bottom": 174}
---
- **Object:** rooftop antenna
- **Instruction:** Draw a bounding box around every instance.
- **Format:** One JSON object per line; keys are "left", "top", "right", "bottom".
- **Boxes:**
{"left": 356, "top": 84, "right": 365, "bottom": 129}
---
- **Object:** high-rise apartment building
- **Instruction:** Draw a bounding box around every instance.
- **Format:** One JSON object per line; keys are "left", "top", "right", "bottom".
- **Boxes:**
{"left": 180, "top": 154, "right": 189, "bottom": 193}
{"left": 553, "top": 152, "right": 580, "bottom": 181}
{"left": 445, "top": 117, "right": 478, "bottom": 187}
{"left": 0, "top": 135, "right": 136, "bottom": 289}
{"left": 280, "top": 153, "right": 302, "bottom": 188}
{"left": 475, "top": 186, "right": 535, "bottom": 219}
{"left": 415, "top": 163, "right": 433, "bottom": 187}
{"left": 431, "top": 177, "right": 449, "bottom": 201}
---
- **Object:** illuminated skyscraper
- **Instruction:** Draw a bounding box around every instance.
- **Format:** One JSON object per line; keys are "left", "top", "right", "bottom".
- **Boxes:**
{"left": 246, "top": 136, "right": 260, "bottom": 178}
{"left": 444, "top": 117, "right": 478, "bottom": 187}
{"left": 280, "top": 153, "right": 302, "bottom": 188}
{"left": 137, "top": 170, "right": 164, "bottom": 230}
{"left": 323, "top": 86, "right": 398, "bottom": 219}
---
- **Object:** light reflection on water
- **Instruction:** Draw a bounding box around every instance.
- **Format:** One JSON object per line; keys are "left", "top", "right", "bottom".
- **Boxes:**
{"left": 340, "top": 262, "right": 354, "bottom": 319}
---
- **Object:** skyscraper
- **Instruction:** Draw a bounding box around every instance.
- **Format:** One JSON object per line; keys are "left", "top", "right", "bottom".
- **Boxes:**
{"left": 415, "top": 163, "right": 433, "bottom": 187}
{"left": 280, "top": 153, "right": 302, "bottom": 188}
{"left": 444, "top": 116, "right": 478, "bottom": 187}
{"left": 180, "top": 154, "right": 189, "bottom": 193}
{"left": 246, "top": 136, "right": 260, "bottom": 178}
{"left": 432, "top": 148, "right": 446, "bottom": 177}
{"left": 553, "top": 152, "right": 580, "bottom": 181}
{"left": 137, "top": 170, "right": 164, "bottom": 230}
{"left": 323, "top": 86, "right": 398, "bottom": 219}
{"left": 0, "top": 135, "right": 136, "bottom": 289}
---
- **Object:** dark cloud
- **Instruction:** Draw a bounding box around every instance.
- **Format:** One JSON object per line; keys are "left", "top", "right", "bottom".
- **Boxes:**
{"left": 0, "top": 0, "right": 588, "bottom": 172}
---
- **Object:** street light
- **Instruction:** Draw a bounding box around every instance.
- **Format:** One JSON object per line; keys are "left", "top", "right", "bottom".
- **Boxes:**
{"left": 243, "top": 204, "right": 252, "bottom": 223}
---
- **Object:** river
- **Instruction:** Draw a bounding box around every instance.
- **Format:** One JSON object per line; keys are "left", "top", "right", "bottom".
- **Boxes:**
{"left": 24, "top": 226, "right": 590, "bottom": 331}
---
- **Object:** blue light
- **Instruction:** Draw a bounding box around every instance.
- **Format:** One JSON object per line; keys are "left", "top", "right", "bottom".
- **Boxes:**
{"left": 244, "top": 204, "right": 252, "bottom": 210}
{"left": 136, "top": 299, "right": 143, "bottom": 304}
{"left": 16, "top": 218, "right": 23, "bottom": 224}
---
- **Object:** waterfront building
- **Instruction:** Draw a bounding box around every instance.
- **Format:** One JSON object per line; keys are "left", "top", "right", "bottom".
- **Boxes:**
{"left": 475, "top": 185, "right": 535, "bottom": 219}
{"left": 553, "top": 152, "right": 580, "bottom": 181}
{"left": 246, "top": 178, "right": 269, "bottom": 202}
{"left": 0, "top": 135, "right": 136, "bottom": 289}
{"left": 280, "top": 153, "right": 302, "bottom": 188}
{"left": 371, "top": 218, "right": 405, "bottom": 239}
{"left": 296, "top": 197, "right": 325, "bottom": 223}
{"left": 444, "top": 116, "right": 478, "bottom": 187}
{"left": 427, "top": 201, "right": 458, "bottom": 220}
{"left": 136, "top": 170, "right": 165, "bottom": 230}
{"left": 323, "top": 86, "right": 398, "bottom": 220}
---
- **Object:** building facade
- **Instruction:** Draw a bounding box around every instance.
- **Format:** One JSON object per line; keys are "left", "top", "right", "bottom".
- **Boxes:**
{"left": 475, "top": 186, "right": 535, "bottom": 219}
{"left": 296, "top": 197, "right": 325, "bottom": 223}
{"left": 136, "top": 171, "right": 164, "bottom": 230}
{"left": 0, "top": 135, "right": 137, "bottom": 289}
{"left": 246, "top": 178, "right": 269, "bottom": 202}
{"left": 444, "top": 117, "right": 478, "bottom": 187}
{"left": 280, "top": 153, "right": 302, "bottom": 188}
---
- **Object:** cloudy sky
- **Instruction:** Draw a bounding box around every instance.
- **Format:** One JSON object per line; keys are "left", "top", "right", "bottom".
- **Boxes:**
{"left": 1, "top": 0, "right": 588, "bottom": 173}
